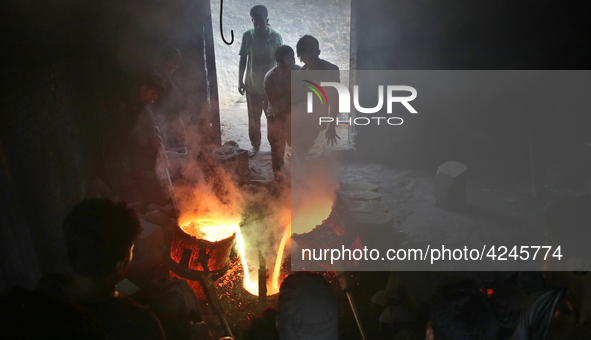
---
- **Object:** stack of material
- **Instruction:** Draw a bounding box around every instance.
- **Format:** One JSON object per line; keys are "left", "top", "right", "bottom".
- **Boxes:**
{"left": 339, "top": 182, "right": 382, "bottom": 202}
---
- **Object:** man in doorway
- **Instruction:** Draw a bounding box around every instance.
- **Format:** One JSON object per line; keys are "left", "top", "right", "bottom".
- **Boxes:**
{"left": 264, "top": 45, "right": 300, "bottom": 182}
{"left": 293, "top": 35, "right": 340, "bottom": 163}
{"left": 239, "top": 5, "right": 283, "bottom": 156}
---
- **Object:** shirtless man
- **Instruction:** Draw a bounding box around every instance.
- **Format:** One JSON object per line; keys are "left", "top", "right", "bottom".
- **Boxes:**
{"left": 290, "top": 35, "right": 341, "bottom": 165}
{"left": 296, "top": 35, "right": 340, "bottom": 148}
{"left": 264, "top": 45, "right": 300, "bottom": 181}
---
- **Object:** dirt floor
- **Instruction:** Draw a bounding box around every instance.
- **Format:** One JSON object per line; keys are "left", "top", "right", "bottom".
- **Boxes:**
{"left": 219, "top": 100, "right": 352, "bottom": 181}
{"left": 219, "top": 100, "right": 272, "bottom": 181}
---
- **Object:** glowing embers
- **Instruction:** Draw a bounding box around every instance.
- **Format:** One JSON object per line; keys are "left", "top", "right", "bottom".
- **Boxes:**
{"left": 180, "top": 219, "right": 235, "bottom": 243}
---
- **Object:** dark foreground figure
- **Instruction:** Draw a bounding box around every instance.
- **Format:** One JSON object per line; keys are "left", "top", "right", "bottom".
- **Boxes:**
{"left": 37, "top": 198, "right": 165, "bottom": 340}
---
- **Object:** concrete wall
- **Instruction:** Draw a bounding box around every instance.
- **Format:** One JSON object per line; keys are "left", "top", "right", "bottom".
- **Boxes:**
{"left": 211, "top": 0, "right": 351, "bottom": 108}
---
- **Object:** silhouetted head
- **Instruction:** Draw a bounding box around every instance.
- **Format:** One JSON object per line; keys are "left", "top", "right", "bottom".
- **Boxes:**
{"left": 243, "top": 307, "right": 279, "bottom": 340}
{"left": 250, "top": 5, "right": 269, "bottom": 35}
{"left": 426, "top": 281, "right": 499, "bottom": 340}
{"left": 296, "top": 35, "right": 320, "bottom": 64}
{"left": 278, "top": 272, "right": 337, "bottom": 340}
{"left": 63, "top": 198, "right": 141, "bottom": 281}
{"left": 274, "top": 45, "right": 296, "bottom": 71}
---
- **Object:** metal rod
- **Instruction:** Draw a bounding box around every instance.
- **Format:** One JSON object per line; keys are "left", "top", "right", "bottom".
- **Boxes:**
{"left": 345, "top": 291, "right": 368, "bottom": 340}
{"left": 166, "top": 168, "right": 180, "bottom": 211}
{"left": 333, "top": 260, "right": 368, "bottom": 340}
{"left": 258, "top": 251, "right": 267, "bottom": 305}
{"left": 198, "top": 275, "right": 234, "bottom": 338}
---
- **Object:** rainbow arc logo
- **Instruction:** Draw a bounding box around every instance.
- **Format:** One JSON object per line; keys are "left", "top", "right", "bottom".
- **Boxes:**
{"left": 302, "top": 80, "right": 329, "bottom": 104}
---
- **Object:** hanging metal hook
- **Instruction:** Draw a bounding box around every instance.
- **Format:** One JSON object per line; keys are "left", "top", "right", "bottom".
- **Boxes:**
{"left": 220, "top": 0, "right": 234, "bottom": 45}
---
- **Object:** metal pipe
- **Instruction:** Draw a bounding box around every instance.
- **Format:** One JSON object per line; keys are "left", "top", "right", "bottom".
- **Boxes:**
{"left": 198, "top": 274, "right": 234, "bottom": 338}
{"left": 333, "top": 260, "right": 368, "bottom": 340}
{"left": 345, "top": 291, "right": 367, "bottom": 340}
{"left": 258, "top": 251, "right": 267, "bottom": 305}
{"left": 166, "top": 168, "right": 179, "bottom": 211}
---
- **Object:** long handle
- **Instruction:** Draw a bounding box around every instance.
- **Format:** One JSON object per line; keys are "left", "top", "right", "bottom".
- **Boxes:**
{"left": 198, "top": 274, "right": 234, "bottom": 338}
{"left": 333, "top": 260, "right": 368, "bottom": 340}
{"left": 346, "top": 291, "right": 368, "bottom": 340}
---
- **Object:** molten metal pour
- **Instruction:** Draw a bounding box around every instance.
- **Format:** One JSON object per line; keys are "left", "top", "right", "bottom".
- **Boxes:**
{"left": 271, "top": 227, "right": 290, "bottom": 290}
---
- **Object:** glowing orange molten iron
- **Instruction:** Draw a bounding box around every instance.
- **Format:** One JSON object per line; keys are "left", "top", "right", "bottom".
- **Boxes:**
{"left": 170, "top": 204, "right": 328, "bottom": 299}
{"left": 169, "top": 219, "right": 236, "bottom": 299}
{"left": 181, "top": 219, "right": 235, "bottom": 243}
{"left": 170, "top": 218, "right": 284, "bottom": 298}
{"left": 292, "top": 197, "right": 335, "bottom": 234}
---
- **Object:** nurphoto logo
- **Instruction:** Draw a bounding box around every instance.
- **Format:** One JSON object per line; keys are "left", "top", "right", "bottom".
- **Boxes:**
{"left": 303, "top": 80, "right": 418, "bottom": 126}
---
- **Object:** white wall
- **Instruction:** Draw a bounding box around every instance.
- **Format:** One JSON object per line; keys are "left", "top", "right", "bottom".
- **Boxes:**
{"left": 210, "top": 0, "right": 351, "bottom": 108}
